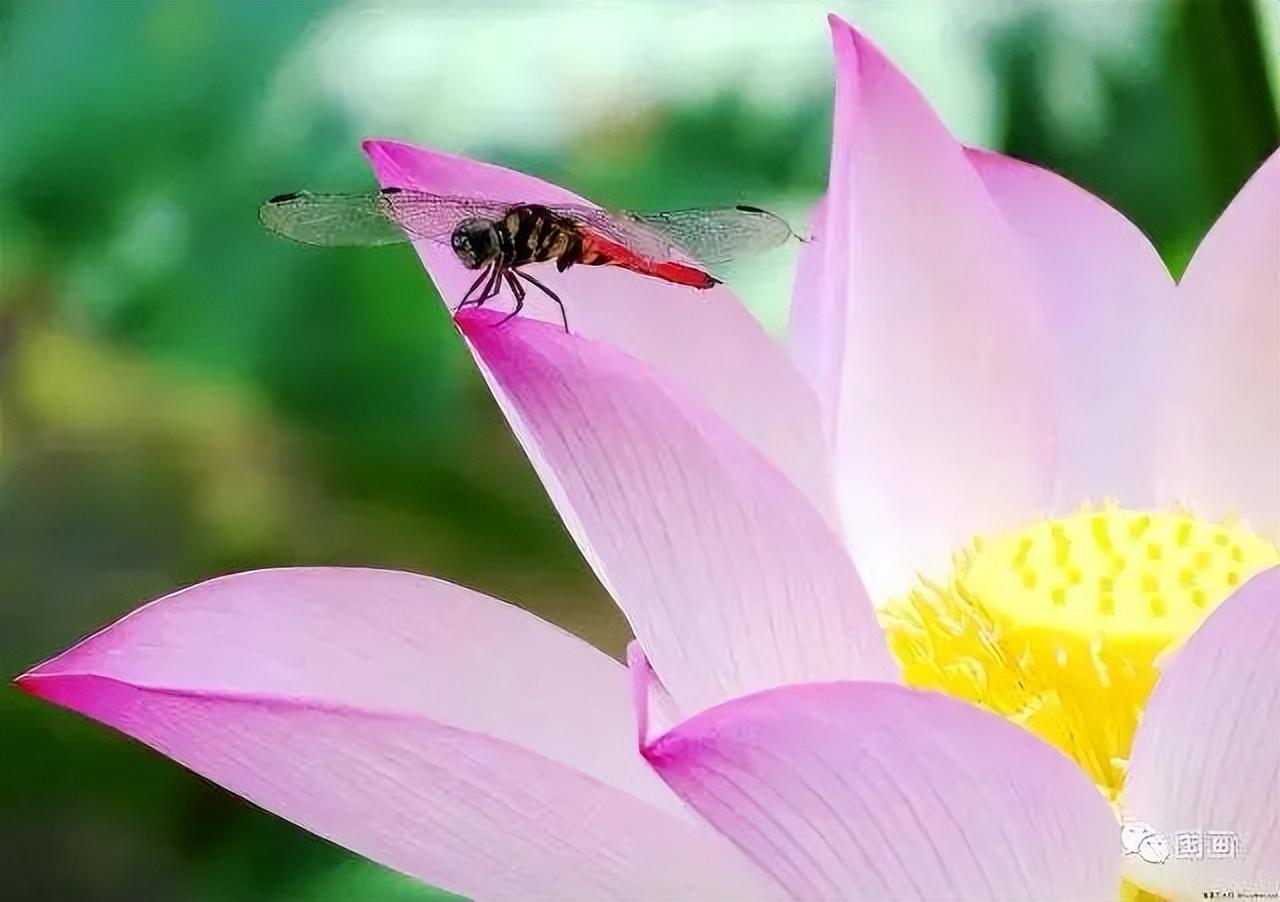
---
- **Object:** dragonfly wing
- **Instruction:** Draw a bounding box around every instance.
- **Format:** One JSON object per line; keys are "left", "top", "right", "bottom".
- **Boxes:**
{"left": 260, "top": 190, "right": 793, "bottom": 265}
{"left": 259, "top": 189, "right": 517, "bottom": 247}
{"left": 258, "top": 191, "right": 411, "bottom": 246}
{"left": 620, "top": 206, "right": 797, "bottom": 266}
{"left": 379, "top": 191, "right": 515, "bottom": 241}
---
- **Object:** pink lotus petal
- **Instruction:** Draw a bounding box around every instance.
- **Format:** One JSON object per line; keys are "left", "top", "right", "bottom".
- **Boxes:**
{"left": 18, "top": 568, "right": 779, "bottom": 899}
{"left": 23, "top": 568, "right": 659, "bottom": 802}
{"left": 458, "top": 309, "right": 898, "bottom": 715}
{"left": 967, "top": 149, "right": 1176, "bottom": 511}
{"left": 1157, "top": 151, "right": 1280, "bottom": 536}
{"left": 20, "top": 679, "right": 776, "bottom": 901}
{"left": 644, "top": 681, "right": 1119, "bottom": 900}
{"left": 795, "top": 17, "right": 1055, "bottom": 601}
{"left": 362, "top": 140, "right": 836, "bottom": 528}
{"left": 1121, "top": 566, "right": 1279, "bottom": 899}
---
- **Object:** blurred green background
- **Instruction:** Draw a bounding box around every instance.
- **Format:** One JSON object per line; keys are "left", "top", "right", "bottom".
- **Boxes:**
{"left": 1, "top": 0, "right": 1276, "bottom": 899}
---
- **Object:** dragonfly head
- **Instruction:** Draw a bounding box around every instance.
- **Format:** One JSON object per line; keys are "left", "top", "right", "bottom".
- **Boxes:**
{"left": 450, "top": 218, "right": 499, "bottom": 269}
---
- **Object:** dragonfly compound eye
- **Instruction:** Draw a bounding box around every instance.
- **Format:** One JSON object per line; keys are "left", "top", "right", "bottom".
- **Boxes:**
{"left": 451, "top": 218, "right": 499, "bottom": 269}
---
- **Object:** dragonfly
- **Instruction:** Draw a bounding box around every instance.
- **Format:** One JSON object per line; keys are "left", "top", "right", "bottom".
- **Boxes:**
{"left": 258, "top": 187, "right": 800, "bottom": 331}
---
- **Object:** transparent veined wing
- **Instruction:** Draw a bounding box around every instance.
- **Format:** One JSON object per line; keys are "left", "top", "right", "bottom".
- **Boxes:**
{"left": 260, "top": 189, "right": 797, "bottom": 266}
{"left": 258, "top": 188, "right": 666, "bottom": 255}
{"left": 380, "top": 190, "right": 514, "bottom": 240}
{"left": 616, "top": 205, "right": 797, "bottom": 265}
{"left": 258, "top": 190, "right": 406, "bottom": 246}
{"left": 258, "top": 189, "right": 514, "bottom": 246}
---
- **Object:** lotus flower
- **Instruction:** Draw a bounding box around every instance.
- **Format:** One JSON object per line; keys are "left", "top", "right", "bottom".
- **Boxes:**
{"left": 17, "top": 15, "right": 1278, "bottom": 902}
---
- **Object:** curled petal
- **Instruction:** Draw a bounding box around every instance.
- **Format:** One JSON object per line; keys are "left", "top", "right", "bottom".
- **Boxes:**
{"left": 1122, "top": 566, "right": 1280, "bottom": 899}
{"left": 18, "top": 568, "right": 776, "bottom": 900}
{"left": 644, "top": 681, "right": 1119, "bottom": 901}
{"left": 460, "top": 310, "right": 897, "bottom": 715}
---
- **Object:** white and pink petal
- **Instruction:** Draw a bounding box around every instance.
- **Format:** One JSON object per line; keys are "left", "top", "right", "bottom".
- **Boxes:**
{"left": 1155, "top": 151, "right": 1280, "bottom": 537}
{"left": 967, "top": 148, "right": 1176, "bottom": 511}
{"left": 459, "top": 310, "right": 897, "bottom": 716}
{"left": 1122, "top": 566, "right": 1280, "bottom": 899}
{"left": 18, "top": 568, "right": 779, "bottom": 900}
{"left": 791, "top": 17, "right": 1056, "bottom": 602}
{"left": 643, "top": 680, "right": 1119, "bottom": 901}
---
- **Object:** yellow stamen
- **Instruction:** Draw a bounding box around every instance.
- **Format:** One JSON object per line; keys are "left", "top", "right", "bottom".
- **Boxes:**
{"left": 881, "top": 507, "right": 1279, "bottom": 800}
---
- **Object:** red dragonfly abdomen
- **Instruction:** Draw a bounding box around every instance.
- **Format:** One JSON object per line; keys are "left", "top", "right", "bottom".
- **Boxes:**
{"left": 577, "top": 234, "right": 719, "bottom": 290}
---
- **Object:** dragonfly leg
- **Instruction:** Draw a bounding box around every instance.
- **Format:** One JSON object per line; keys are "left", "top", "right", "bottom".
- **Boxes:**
{"left": 474, "top": 264, "right": 505, "bottom": 308}
{"left": 496, "top": 271, "right": 525, "bottom": 327}
{"left": 455, "top": 264, "right": 493, "bottom": 313}
{"left": 514, "top": 269, "right": 569, "bottom": 333}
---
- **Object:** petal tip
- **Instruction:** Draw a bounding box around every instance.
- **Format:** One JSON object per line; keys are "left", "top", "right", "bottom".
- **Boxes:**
{"left": 825, "top": 16, "right": 907, "bottom": 109}
{"left": 455, "top": 308, "right": 518, "bottom": 342}
{"left": 826, "top": 14, "right": 884, "bottom": 66}
{"left": 827, "top": 12, "right": 857, "bottom": 54}
{"left": 13, "top": 652, "right": 60, "bottom": 688}
{"left": 360, "top": 137, "right": 395, "bottom": 165}
{"left": 962, "top": 145, "right": 1051, "bottom": 185}
{"left": 12, "top": 671, "right": 69, "bottom": 706}
{"left": 361, "top": 139, "right": 421, "bottom": 187}
{"left": 360, "top": 137, "right": 411, "bottom": 156}
{"left": 454, "top": 307, "right": 497, "bottom": 336}
{"left": 456, "top": 308, "right": 569, "bottom": 347}
{"left": 961, "top": 145, "right": 1004, "bottom": 167}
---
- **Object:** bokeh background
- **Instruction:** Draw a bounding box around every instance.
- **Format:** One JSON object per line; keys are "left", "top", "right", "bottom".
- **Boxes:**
{"left": 2, "top": 0, "right": 1277, "bottom": 898}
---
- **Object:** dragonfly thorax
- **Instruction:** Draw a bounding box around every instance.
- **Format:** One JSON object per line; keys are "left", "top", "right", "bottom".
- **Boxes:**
{"left": 450, "top": 217, "right": 500, "bottom": 269}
